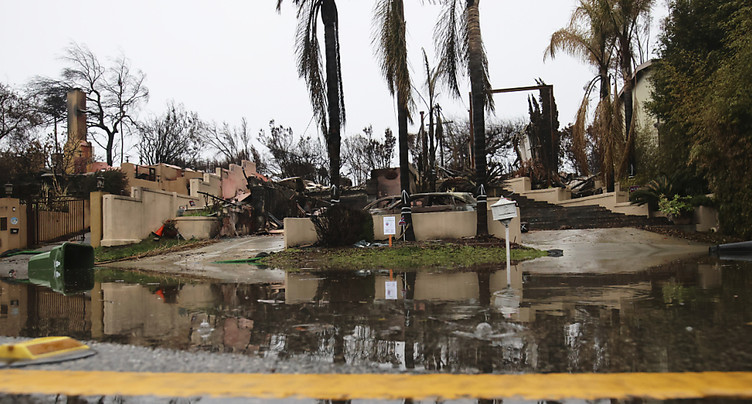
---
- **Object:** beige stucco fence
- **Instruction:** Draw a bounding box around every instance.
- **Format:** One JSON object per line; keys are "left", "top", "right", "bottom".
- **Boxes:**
{"left": 285, "top": 198, "right": 522, "bottom": 248}
{"left": 101, "top": 187, "right": 201, "bottom": 247}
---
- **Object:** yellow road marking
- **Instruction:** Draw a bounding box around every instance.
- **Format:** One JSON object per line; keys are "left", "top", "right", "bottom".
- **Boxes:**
{"left": 1, "top": 371, "right": 752, "bottom": 400}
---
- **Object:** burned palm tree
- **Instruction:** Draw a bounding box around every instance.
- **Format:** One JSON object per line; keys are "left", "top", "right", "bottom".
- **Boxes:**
{"left": 607, "top": 0, "right": 654, "bottom": 178}
{"left": 546, "top": 0, "right": 653, "bottom": 185}
{"left": 277, "top": 0, "right": 346, "bottom": 196}
{"left": 372, "top": 0, "right": 415, "bottom": 241}
{"left": 545, "top": 0, "right": 616, "bottom": 178}
{"left": 420, "top": 49, "right": 442, "bottom": 192}
{"left": 434, "top": 0, "right": 494, "bottom": 236}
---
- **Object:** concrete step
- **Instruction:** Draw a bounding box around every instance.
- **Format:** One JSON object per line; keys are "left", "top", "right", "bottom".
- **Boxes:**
{"left": 503, "top": 191, "right": 671, "bottom": 230}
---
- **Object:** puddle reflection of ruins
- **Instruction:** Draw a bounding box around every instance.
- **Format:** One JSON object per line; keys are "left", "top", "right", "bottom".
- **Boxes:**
{"left": 1, "top": 258, "right": 750, "bottom": 374}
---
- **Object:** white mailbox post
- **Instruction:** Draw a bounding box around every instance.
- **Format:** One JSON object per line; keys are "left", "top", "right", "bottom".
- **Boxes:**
{"left": 491, "top": 197, "right": 518, "bottom": 287}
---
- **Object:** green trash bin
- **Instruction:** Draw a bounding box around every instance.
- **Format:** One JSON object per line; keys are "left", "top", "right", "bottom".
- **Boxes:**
{"left": 28, "top": 242, "right": 95, "bottom": 294}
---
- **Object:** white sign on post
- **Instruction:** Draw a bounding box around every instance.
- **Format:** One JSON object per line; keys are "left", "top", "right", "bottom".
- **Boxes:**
{"left": 385, "top": 281, "right": 398, "bottom": 300}
{"left": 383, "top": 216, "right": 396, "bottom": 236}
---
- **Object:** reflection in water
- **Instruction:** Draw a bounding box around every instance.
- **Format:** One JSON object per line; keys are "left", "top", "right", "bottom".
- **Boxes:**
{"left": 1, "top": 257, "right": 752, "bottom": 374}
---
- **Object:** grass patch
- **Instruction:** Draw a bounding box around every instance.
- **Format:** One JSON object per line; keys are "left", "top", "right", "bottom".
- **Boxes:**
{"left": 262, "top": 243, "right": 547, "bottom": 271}
{"left": 94, "top": 238, "right": 215, "bottom": 263}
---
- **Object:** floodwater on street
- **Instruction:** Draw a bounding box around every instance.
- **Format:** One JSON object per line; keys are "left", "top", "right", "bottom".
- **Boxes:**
{"left": 2, "top": 253, "right": 752, "bottom": 402}
{"left": 3, "top": 254, "right": 752, "bottom": 373}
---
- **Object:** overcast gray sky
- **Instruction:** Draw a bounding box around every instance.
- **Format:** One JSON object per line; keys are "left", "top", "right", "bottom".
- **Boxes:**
{"left": 1, "top": 0, "right": 667, "bottom": 164}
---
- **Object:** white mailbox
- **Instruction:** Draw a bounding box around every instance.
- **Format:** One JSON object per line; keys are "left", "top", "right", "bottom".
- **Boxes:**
{"left": 491, "top": 197, "right": 518, "bottom": 222}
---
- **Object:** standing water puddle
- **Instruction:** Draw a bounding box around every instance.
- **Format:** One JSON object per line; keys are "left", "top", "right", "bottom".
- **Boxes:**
{"left": 1, "top": 256, "right": 751, "bottom": 374}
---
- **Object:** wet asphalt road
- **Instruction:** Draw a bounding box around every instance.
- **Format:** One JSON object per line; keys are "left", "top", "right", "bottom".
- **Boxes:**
{"left": 2, "top": 228, "right": 741, "bottom": 403}
{"left": 0, "top": 336, "right": 349, "bottom": 375}
{"left": 99, "top": 234, "right": 286, "bottom": 282}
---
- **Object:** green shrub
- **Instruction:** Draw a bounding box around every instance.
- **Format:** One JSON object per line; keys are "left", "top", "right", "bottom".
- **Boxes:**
{"left": 658, "top": 194, "right": 693, "bottom": 217}
{"left": 629, "top": 175, "right": 672, "bottom": 211}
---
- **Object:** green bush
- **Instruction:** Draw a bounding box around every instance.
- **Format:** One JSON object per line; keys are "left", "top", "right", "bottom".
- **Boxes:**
{"left": 630, "top": 173, "right": 711, "bottom": 211}
{"left": 312, "top": 204, "right": 374, "bottom": 247}
{"left": 658, "top": 194, "right": 693, "bottom": 217}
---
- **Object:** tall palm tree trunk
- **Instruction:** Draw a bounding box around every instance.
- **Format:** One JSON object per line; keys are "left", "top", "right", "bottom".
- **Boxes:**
{"left": 619, "top": 35, "right": 636, "bottom": 178}
{"left": 322, "top": 0, "right": 342, "bottom": 191}
{"left": 428, "top": 103, "right": 436, "bottom": 191}
{"left": 398, "top": 89, "right": 415, "bottom": 241}
{"left": 467, "top": 0, "right": 488, "bottom": 236}
{"left": 599, "top": 56, "right": 616, "bottom": 191}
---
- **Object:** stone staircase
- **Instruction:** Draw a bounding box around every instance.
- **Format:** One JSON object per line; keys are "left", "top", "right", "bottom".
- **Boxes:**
{"left": 503, "top": 191, "right": 671, "bottom": 231}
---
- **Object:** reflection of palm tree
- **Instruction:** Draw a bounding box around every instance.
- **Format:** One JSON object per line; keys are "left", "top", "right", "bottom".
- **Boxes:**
{"left": 402, "top": 272, "right": 417, "bottom": 369}
{"left": 435, "top": 0, "right": 493, "bottom": 236}
{"left": 477, "top": 270, "right": 491, "bottom": 306}
{"left": 277, "top": 0, "right": 345, "bottom": 189}
{"left": 373, "top": 0, "right": 415, "bottom": 240}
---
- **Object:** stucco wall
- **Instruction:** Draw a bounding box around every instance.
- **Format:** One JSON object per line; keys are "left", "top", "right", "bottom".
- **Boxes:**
{"left": 523, "top": 187, "right": 572, "bottom": 204}
{"left": 284, "top": 203, "right": 522, "bottom": 248}
{"left": 90, "top": 192, "right": 103, "bottom": 248}
{"left": 189, "top": 172, "right": 222, "bottom": 202}
{"left": 174, "top": 216, "right": 221, "bottom": 240}
{"left": 612, "top": 201, "right": 650, "bottom": 217}
{"left": 556, "top": 191, "right": 628, "bottom": 210}
{"left": 694, "top": 206, "right": 719, "bottom": 232}
{"left": 284, "top": 218, "right": 318, "bottom": 248}
{"left": 121, "top": 162, "right": 205, "bottom": 198}
{"left": 504, "top": 177, "right": 531, "bottom": 194}
{"left": 221, "top": 161, "right": 257, "bottom": 200}
{"left": 102, "top": 187, "right": 200, "bottom": 246}
{"left": 0, "top": 198, "right": 27, "bottom": 254}
{"left": 632, "top": 63, "right": 659, "bottom": 146}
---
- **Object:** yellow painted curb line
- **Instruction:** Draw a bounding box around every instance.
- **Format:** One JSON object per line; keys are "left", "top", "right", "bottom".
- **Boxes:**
{"left": 1, "top": 371, "right": 752, "bottom": 400}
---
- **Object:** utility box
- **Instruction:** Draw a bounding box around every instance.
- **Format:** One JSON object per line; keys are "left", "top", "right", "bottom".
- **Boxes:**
{"left": 491, "top": 197, "right": 518, "bottom": 222}
{"left": 28, "top": 242, "right": 95, "bottom": 294}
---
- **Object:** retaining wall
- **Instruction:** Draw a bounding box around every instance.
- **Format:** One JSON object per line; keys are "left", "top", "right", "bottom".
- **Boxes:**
{"left": 284, "top": 200, "right": 522, "bottom": 248}
{"left": 101, "top": 187, "right": 200, "bottom": 246}
{"left": 174, "top": 216, "right": 221, "bottom": 240}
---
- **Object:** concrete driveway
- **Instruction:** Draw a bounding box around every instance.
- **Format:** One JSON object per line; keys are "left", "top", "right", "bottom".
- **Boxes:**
{"left": 100, "top": 234, "right": 286, "bottom": 282}
{"left": 518, "top": 227, "right": 709, "bottom": 274}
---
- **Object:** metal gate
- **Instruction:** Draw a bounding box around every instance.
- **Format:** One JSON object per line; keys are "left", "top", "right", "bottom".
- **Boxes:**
{"left": 26, "top": 196, "right": 87, "bottom": 246}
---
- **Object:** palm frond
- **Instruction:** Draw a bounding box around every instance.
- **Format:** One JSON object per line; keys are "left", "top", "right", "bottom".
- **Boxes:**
{"left": 433, "top": 0, "right": 465, "bottom": 99}
{"left": 294, "top": 0, "right": 328, "bottom": 134}
{"left": 571, "top": 76, "right": 602, "bottom": 175}
{"left": 372, "top": 0, "right": 412, "bottom": 112}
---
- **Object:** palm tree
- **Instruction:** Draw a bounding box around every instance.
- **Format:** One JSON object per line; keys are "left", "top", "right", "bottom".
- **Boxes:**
{"left": 277, "top": 0, "right": 345, "bottom": 195}
{"left": 373, "top": 0, "right": 416, "bottom": 241}
{"left": 420, "top": 49, "right": 441, "bottom": 191}
{"left": 545, "top": 0, "right": 616, "bottom": 177}
{"left": 605, "top": 0, "right": 653, "bottom": 178}
{"left": 434, "top": 0, "right": 493, "bottom": 236}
